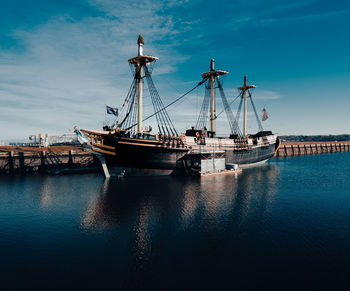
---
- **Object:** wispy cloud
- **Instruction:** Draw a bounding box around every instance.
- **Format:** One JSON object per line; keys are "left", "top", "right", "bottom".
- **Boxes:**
{"left": 218, "top": 0, "right": 350, "bottom": 31}
{"left": 258, "top": 9, "right": 350, "bottom": 25}
{"left": 0, "top": 0, "right": 195, "bottom": 139}
{"left": 253, "top": 89, "right": 280, "bottom": 100}
{"left": 1, "top": 0, "right": 348, "bottom": 139}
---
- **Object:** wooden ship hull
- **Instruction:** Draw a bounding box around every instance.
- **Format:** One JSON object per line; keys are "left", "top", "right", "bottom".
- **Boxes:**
{"left": 225, "top": 142, "right": 278, "bottom": 166}
{"left": 182, "top": 132, "right": 279, "bottom": 172}
{"left": 81, "top": 130, "right": 189, "bottom": 176}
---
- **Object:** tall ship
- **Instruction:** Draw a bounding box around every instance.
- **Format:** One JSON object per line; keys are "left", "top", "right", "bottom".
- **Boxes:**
{"left": 78, "top": 34, "right": 279, "bottom": 176}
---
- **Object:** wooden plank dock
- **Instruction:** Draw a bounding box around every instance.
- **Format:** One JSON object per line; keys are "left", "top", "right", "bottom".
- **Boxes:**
{"left": 275, "top": 141, "right": 350, "bottom": 158}
{"left": 1, "top": 140, "right": 350, "bottom": 175}
{"left": 0, "top": 146, "right": 100, "bottom": 175}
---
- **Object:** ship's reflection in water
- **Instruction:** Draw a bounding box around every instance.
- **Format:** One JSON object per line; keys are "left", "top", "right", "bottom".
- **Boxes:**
{"left": 79, "top": 165, "right": 280, "bottom": 289}
{"left": 82, "top": 166, "right": 279, "bottom": 232}
{"left": 3, "top": 154, "right": 350, "bottom": 290}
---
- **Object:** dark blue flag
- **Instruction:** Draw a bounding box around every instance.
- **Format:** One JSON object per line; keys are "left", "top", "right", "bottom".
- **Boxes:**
{"left": 106, "top": 105, "right": 118, "bottom": 116}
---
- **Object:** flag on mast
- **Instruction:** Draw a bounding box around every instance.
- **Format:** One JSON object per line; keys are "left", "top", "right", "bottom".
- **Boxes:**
{"left": 106, "top": 105, "right": 118, "bottom": 116}
{"left": 262, "top": 106, "right": 269, "bottom": 121}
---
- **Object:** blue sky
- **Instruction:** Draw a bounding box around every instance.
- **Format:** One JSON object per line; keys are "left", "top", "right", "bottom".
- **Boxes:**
{"left": 1, "top": 0, "right": 350, "bottom": 140}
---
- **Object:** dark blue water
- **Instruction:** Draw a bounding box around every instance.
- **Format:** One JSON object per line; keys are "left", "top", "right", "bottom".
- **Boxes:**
{"left": 1, "top": 153, "right": 350, "bottom": 290}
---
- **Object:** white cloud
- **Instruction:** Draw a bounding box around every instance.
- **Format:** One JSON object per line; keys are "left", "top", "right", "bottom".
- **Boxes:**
{"left": 253, "top": 89, "right": 280, "bottom": 100}
{"left": 0, "top": 0, "right": 194, "bottom": 139}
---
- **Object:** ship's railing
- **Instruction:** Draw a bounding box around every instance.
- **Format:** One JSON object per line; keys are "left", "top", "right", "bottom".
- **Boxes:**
{"left": 192, "top": 137, "right": 272, "bottom": 150}
{"left": 115, "top": 130, "right": 186, "bottom": 148}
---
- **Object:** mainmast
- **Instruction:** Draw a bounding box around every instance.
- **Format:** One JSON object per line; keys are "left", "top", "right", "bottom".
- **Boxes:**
{"left": 238, "top": 76, "right": 256, "bottom": 136}
{"left": 201, "top": 59, "right": 228, "bottom": 135}
{"left": 128, "top": 34, "right": 158, "bottom": 133}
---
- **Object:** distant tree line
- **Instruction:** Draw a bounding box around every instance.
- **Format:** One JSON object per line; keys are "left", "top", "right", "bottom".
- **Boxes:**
{"left": 280, "top": 135, "right": 350, "bottom": 142}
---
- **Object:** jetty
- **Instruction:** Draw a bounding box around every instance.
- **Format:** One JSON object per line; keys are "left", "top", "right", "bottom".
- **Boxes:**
{"left": 0, "top": 146, "right": 100, "bottom": 175}
{"left": 1, "top": 140, "right": 350, "bottom": 175}
{"left": 275, "top": 141, "right": 350, "bottom": 157}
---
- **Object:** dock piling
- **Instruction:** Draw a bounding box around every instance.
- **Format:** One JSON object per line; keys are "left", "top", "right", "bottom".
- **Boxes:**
{"left": 275, "top": 141, "right": 350, "bottom": 158}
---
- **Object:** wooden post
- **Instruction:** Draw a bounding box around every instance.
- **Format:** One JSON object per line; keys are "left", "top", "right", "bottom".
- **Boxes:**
{"left": 40, "top": 151, "right": 46, "bottom": 173}
{"left": 19, "top": 152, "right": 25, "bottom": 174}
{"left": 275, "top": 147, "right": 279, "bottom": 157}
{"left": 8, "top": 151, "right": 14, "bottom": 175}
{"left": 68, "top": 150, "right": 73, "bottom": 165}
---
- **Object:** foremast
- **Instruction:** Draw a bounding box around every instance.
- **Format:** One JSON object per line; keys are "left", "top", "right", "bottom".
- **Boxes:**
{"left": 128, "top": 34, "right": 158, "bottom": 134}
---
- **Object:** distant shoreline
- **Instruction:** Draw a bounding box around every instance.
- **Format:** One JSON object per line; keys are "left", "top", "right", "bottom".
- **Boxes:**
{"left": 280, "top": 134, "right": 350, "bottom": 142}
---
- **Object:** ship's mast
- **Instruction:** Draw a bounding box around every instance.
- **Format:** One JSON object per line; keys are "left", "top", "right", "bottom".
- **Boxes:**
{"left": 128, "top": 34, "right": 158, "bottom": 133}
{"left": 238, "top": 76, "right": 256, "bottom": 136}
{"left": 201, "top": 59, "right": 228, "bottom": 135}
{"left": 210, "top": 60, "right": 215, "bottom": 133}
{"left": 137, "top": 37, "right": 143, "bottom": 133}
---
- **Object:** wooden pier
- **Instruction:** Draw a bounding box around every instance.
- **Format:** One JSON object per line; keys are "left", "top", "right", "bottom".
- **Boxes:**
{"left": 0, "top": 146, "right": 100, "bottom": 175}
{"left": 275, "top": 141, "right": 350, "bottom": 158}
{"left": 1, "top": 141, "right": 350, "bottom": 175}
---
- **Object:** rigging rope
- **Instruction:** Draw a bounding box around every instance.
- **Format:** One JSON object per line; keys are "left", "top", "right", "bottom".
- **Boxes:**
{"left": 236, "top": 93, "right": 243, "bottom": 124}
{"left": 215, "top": 92, "right": 241, "bottom": 119}
{"left": 144, "top": 65, "right": 176, "bottom": 135}
{"left": 248, "top": 89, "right": 264, "bottom": 132}
{"left": 217, "top": 79, "right": 242, "bottom": 137}
{"left": 126, "top": 77, "right": 207, "bottom": 131}
{"left": 118, "top": 78, "right": 137, "bottom": 129}
{"left": 195, "top": 82, "right": 210, "bottom": 129}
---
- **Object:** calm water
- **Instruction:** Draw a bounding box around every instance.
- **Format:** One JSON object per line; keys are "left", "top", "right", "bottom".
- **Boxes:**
{"left": 1, "top": 153, "right": 350, "bottom": 290}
